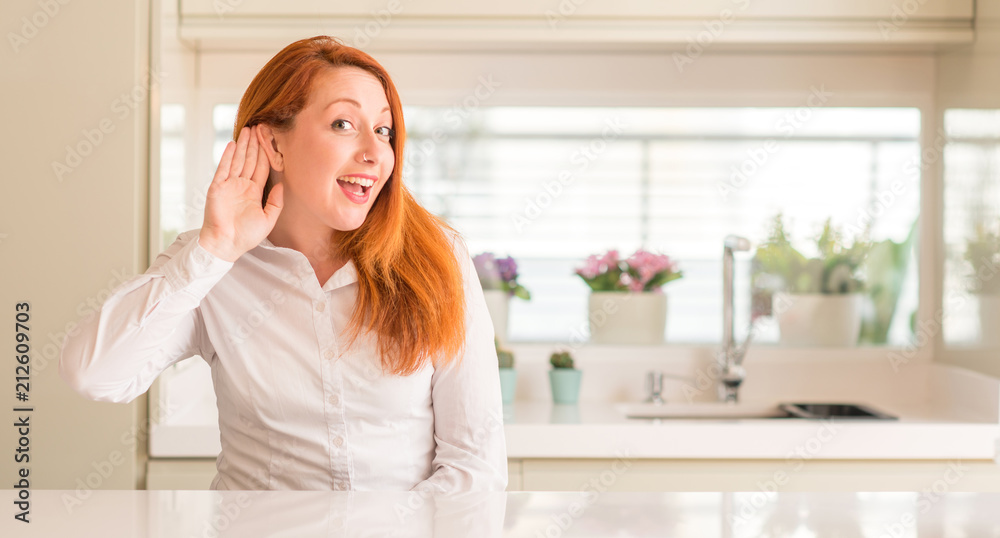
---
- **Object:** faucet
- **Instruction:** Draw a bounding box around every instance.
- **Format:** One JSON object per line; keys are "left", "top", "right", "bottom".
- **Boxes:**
{"left": 644, "top": 371, "right": 696, "bottom": 405}
{"left": 720, "top": 235, "right": 752, "bottom": 403}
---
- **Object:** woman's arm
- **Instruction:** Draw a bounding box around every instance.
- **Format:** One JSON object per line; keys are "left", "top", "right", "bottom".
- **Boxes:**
{"left": 410, "top": 236, "right": 509, "bottom": 492}
{"left": 59, "top": 230, "right": 234, "bottom": 403}
{"left": 61, "top": 125, "right": 280, "bottom": 404}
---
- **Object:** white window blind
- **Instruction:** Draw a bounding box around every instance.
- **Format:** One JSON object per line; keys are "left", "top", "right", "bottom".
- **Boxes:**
{"left": 401, "top": 106, "right": 921, "bottom": 345}
{"left": 942, "top": 109, "right": 1000, "bottom": 345}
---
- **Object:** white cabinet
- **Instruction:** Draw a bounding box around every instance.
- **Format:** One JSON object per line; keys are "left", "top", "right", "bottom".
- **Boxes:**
{"left": 513, "top": 458, "right": 1000, "bottom": 492}
{"left": 147, "top": 457, "right": 1000, "bottom": 492}
{"left": 147, "top": 458, "right": 527, "bottom": 491}
{"left": 178, "top": 0, "right": 974, "bottom": 50}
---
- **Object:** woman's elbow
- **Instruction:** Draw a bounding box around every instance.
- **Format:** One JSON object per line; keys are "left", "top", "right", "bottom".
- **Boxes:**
{"left": 58, "top": 350, "right": 134, "bottom": 404}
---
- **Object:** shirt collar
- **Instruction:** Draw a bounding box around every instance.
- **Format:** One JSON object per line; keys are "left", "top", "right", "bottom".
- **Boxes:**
{"left": 255, "top": 235, "right": 358, "bottom": 291}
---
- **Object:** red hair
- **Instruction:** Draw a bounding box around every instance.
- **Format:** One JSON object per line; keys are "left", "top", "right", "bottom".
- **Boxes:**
{"left": 233, "top": 36, "right": 465, "bottom": 375}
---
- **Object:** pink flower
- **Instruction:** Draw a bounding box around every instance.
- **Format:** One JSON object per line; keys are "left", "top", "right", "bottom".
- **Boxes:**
{"left": 577, "top": 250, "right": 620, "bottom": 280}
{"left": 600, "top": 250, "right": 620, "bottom": 269}
{"left": 625, "top": 249, "right": 679, "bottom": 291}
{"left": 621, "top": 273, "right": 645, "bottom": 292}
{"left": 576, "top": 254, "right": 604, "bottom": 280}
{"left": 577, "top": 248, "right": 681, "bottom": 292}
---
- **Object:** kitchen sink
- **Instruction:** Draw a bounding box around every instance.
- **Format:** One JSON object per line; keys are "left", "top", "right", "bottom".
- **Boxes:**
{"left": 780, "top": 403, "right": 897, "bottom": 420}
{"left": 617, "top": 402, "right": 790, "bottom": 419}
{"left": 618, "top": 402, "right": 897, "bottom": 420}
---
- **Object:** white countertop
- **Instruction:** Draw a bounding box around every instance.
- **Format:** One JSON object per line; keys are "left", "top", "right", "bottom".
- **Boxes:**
{"left": 502, "top": 400, "right": 1000, "bottom": 459}
{"left": 500, "top": 360, "right": 1000, "bottom": 460}
{"left": 6, "top": 490, "right": 1000, "bottom": 537}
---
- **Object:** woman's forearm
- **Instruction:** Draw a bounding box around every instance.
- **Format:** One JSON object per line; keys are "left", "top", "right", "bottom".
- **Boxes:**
{"left": 59, "top": 230, "right": 233, "bottom": 403}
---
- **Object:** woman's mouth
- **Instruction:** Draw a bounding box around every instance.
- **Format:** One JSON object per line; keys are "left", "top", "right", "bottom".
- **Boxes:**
{"left": 337, "top": 175, "right": 376, "bottom": 204}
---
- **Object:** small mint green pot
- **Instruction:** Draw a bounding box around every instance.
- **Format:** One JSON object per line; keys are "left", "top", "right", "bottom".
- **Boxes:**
{"left": 498, "top": 368, "right": 517, "bottom": 404}
{"left": 549, "top": 369, "right": 582, "bottom": 404}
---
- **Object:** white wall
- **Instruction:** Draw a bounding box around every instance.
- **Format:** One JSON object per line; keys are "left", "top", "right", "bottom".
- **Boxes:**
{"left": 0, "top": 0, "right": 151, "bottom": 488}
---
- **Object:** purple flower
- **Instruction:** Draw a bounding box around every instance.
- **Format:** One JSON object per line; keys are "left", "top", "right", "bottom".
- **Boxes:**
{"left": 473, "top": 252, "right": 502, "bottom": 290}
{"left": 474, "top": 252, "right": 531, "bottom": 300}
{"left": 496, "top": 256, "right": 518, "bottom": 283}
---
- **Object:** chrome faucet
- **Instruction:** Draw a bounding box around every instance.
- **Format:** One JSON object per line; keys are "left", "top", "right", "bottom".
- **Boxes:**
{"left": 645, "top": 371, "right": 697, "bottom": 405}
{"left": 720, "top": 235, "right": 752, "bottom": 403}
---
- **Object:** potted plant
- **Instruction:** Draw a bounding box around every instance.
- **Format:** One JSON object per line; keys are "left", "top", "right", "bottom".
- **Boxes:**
{"left": 753, "top": 214, "right": 870, "bottom": 346}
{"left": 858, "top": 220, "right": 917, "bottom": 344}
{"left": 575, "top": 248, "right": 683, "bottom": 344}
{"left": 496, "top": 339, "right": 517, "bottom": 404}
{"left": 964, "top": 223, "right": 1000, "bottom": 346}
{"left": 548, "top": 350, "right": 582, "bottom": 405}
{"left": 473, "top": 253, "right": 530, "bottom": 343}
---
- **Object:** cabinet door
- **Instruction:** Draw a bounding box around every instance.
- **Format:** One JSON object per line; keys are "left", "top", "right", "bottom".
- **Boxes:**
{"left": 147, "top": 459, "right": 526, "bottom": 491}
{"left": 519, "top": 459, "right": 1000, "bottom": 492}
{"left": 147, "top": 459, "right": 217, "bottom": 490}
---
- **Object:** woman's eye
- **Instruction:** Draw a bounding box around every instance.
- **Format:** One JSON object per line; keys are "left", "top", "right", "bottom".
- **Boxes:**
{"left": 376, "top": 126, "right": 394, "bottom": 138}
{"left": 332, "top": 119, "right": 353, "bottom": 130}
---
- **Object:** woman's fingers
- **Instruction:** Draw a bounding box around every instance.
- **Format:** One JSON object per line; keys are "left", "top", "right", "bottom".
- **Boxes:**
{"left": 263, "top": 181, "right": 284, "bottom": 226}
{"left": 243, "top": 126, "right": 259, "bottom": 180}
{"left": 251, "top": 126, "right": 270, "bottom": 187}
{"left": 229, "top": 126, "right": 250, "bottom": 179}
{"left": 213, "top": 140, "right": 236, "bottom": 183}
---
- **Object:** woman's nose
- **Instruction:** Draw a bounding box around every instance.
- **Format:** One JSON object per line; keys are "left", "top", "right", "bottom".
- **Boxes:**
{"left": 356, "top": 132, "right": 381, "bottom": 165}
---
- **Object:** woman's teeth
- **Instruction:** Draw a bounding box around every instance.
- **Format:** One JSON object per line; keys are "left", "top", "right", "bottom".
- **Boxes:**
{"left": 337, "top": 176, "right": 374, "bottom": 195}
{"left": 338, "top": 176, "right": 375, "bottom": 188}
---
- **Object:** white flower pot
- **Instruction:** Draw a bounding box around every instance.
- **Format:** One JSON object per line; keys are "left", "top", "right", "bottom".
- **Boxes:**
{"left": 774, "top": 292, "right": 862, "bottom": 347}
{"left": 977, "top": 294, "right": 1000, "bottom": 347}
{"left": 588, "top": 291, "right": 667, "bottom": 345}
{"left": 482, "top": 290, "right": 509, "bottom": 343}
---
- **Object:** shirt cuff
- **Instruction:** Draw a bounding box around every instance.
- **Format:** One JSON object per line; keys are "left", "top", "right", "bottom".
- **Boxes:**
{"left": 160, "top": 232, "right": 235, "bottom": 294}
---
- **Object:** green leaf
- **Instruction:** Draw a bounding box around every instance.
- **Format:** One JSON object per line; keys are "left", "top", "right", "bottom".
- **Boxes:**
{"left": 513, "top": 286, "right": 531, "bottom": 301}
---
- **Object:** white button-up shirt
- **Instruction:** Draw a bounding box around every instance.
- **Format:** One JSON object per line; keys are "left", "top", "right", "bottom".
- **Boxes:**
{"left": 59, "top": 229, "right": 508, "bottom": 491}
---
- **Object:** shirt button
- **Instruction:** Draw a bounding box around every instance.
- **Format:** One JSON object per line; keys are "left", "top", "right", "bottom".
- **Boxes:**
{"left": 329, "top": 394, "right": 340, "bottom": 406}
{"left": 315, "top": 302, "right": 325, "bottom": 312}
{"left": 324, "top": 349, "right": 335, "bottom": 360}
{"left": 333, "top": 436, "right": 345, "bottom": 447}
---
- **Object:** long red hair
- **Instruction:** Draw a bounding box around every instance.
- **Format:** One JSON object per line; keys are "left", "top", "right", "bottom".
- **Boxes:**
{"left": 233, "top": 36, "right": 466, "bottom": 375}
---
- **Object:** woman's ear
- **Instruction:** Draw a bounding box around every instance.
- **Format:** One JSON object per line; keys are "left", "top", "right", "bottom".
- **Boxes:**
{"left": 256, "top": 124, "right": 284, "bottom": 172}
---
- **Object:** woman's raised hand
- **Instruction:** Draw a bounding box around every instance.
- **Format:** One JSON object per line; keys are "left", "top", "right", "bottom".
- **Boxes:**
{"left": 198, "top": 125, "right": 284, "bottom": 263}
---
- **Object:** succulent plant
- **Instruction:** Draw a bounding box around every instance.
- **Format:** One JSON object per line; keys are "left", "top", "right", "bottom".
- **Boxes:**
{"left": 497, "top": 349, "right": 514, "bottom": 369}
{"left": 549, "top": 350, "right": 575, "bottom": 369}
{"left": 495, "top": 338, "right": 515, "bottom": 369}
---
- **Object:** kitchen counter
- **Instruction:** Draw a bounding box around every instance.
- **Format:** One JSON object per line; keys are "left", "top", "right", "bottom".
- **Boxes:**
{"left": 502, "top": 361, "right": 1000, "bottom": 460}
{"left": 502, "top": 399, "right": 1000, "bottom": 459}
{"left": 5, "top": 489, "right": 1000, "bottom": 537}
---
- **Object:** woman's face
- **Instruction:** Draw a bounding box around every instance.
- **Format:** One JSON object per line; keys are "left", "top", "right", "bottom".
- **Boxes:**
{"left": 267, "top": 66, "right": 395, "bottom": 232}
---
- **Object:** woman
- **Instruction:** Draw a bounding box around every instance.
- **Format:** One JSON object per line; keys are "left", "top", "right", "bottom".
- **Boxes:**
{"left": 59, "top": 36, "right": 508, "bottom": 491}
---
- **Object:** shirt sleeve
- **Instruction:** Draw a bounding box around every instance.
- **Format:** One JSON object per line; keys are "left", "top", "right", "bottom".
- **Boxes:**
{"left": 410, "top": 234, "right": 509, "bottom": 492}
{"left": 59, "top": 229, "right": 234, "bottom": 404}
